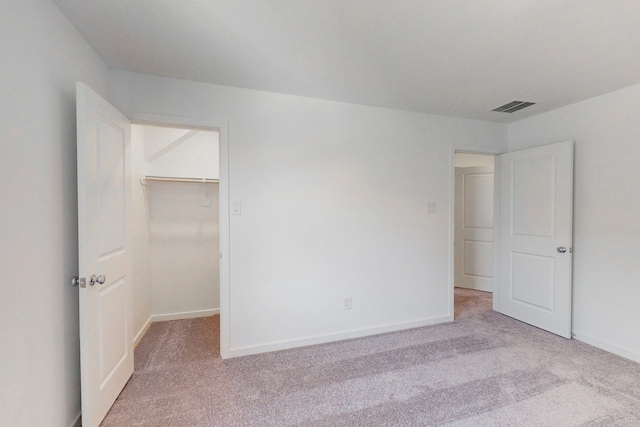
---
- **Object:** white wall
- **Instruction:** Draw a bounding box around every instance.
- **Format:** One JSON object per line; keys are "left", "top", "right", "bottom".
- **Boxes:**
{"left": 148, "top": 181, "right": 220, "bottom": 318}
{"left": 0, "top": 0, "right": 110, "bottom": 426}
{"left": 109, "top": 70, "right": 507, "bottom": 355}
{"left": 131, "top": 125, "right": 152, "bottom": 340}
{"left": 508, "top": 83, "right": 640, "bottom": 362}
{"left": 144, "top": 126, "right": 220, "bottom": 179}
{"left": 454, "top": 152, "right": 495, "bottom": 168}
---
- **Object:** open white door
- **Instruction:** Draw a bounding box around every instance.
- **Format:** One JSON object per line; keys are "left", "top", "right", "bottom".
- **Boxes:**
{"left": 454, "top": 166, "right": 495, "bottom": 292}
{"left": 77, "top": 83, "right": 133, "bottom": 426}
{"left": 496, "top": 140, "right": 573, "bottom": 338}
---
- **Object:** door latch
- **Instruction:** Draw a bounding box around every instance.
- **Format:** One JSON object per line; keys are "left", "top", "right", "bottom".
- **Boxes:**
{"left": 71, "top": 276, "right": 86, "bottom": 288}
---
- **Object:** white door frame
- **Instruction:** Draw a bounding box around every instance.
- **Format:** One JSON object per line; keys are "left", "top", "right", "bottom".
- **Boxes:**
{"left": 448, "top": 145, "right": 504, "bottom": 319}
{"left": 130, "top": 112, "right": 231, "bottom": 359}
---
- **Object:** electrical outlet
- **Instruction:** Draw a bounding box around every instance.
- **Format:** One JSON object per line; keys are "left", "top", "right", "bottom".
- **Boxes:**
{"left": 426, "top": 202, "right": 437, "bottom": 214}
{"left": 343, "top": 296, "right": 352, "bottom": 310}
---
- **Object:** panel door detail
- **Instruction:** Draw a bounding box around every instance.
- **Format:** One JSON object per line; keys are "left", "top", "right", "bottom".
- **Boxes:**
{"left": 455, "top": 166, "right": 495, "bottom": 292}
{"left": 77, "top": 83, "right": 133, "bottom": 427}
{"left": 497, "top": 140, "right": 574, "bottom": 338}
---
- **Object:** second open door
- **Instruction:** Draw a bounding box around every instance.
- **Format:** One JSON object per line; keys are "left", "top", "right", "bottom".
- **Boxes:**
{"left": 495, "top": 140, "right": 574, "bottom": 338}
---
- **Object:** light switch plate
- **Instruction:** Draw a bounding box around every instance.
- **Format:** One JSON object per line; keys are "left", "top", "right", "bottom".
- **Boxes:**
{"left": 232, "top": 200, "right": 241, "bottom": 215}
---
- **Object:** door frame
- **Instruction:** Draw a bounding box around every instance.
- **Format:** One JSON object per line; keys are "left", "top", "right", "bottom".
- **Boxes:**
{"left": 448, "top": 145, "right": 504, "bottom": 319}
{"left": 130, "top": 112, "right": 231, "bottom": 359}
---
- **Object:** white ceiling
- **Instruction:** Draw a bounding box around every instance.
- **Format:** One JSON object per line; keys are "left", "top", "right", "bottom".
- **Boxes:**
{"left": 53, "top": 0, "right": 640, "bottom": 123}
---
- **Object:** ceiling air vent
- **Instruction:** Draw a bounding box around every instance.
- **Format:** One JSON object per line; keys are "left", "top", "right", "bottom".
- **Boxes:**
{"left": 491, "top": 100, "right": 535, "bottom": 113}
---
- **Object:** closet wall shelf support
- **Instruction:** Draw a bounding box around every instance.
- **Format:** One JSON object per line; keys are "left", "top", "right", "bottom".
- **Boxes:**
{"left": 140, "top": 175, "right": 219, "bottom": 185}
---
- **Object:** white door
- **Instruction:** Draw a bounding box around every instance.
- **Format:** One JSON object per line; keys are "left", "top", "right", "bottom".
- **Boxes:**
{"left": 496, "top": 140, "right": 573, "bottom": 338}
{"left": 77, "top": 83, "right": 133, "bottom": 426}
{"left": 454, "top": 166, "right": 495, "bottom": 292}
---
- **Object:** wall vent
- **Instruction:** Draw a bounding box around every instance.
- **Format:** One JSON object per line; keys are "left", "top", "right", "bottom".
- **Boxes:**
{"left": 491, "top": 100, "right": 535, "bottom": 113}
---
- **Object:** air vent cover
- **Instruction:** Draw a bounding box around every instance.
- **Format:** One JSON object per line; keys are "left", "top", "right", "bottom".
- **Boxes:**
{"left": 491, "top": 101, "right": 535, "bottom": 113}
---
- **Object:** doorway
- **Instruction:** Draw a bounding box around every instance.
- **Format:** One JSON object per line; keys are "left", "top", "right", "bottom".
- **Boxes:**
{"left": 76, "top": 84, "right": 231, "bottom": 425}
{"left": 453, "top": 152, "right": 495, "bottom": 318}
{"left": 130, "top": 124, "right": 221, "bottom": 347}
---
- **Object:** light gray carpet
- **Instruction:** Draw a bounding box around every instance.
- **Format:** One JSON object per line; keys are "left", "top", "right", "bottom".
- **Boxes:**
{"left": 101, "top": 288, "right": 640, "bottom": 426}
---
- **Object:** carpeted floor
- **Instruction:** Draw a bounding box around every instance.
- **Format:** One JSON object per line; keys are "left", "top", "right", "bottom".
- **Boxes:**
{"left": 101, "top": 288, "right": 640, "bottom": 426}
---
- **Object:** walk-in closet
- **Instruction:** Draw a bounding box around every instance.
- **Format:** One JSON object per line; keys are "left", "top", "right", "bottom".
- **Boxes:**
{"left": 130, "top": 124, "right": 220, "bottom": 344}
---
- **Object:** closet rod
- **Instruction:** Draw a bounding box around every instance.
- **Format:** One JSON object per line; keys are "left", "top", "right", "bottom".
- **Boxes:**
{"left": 140, "top": 175, "right": 219, "bottom": 185}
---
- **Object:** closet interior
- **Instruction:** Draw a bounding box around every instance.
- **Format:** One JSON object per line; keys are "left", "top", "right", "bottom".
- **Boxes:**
{"left": 130, "top": 124, "right": 220, "bottom": 344}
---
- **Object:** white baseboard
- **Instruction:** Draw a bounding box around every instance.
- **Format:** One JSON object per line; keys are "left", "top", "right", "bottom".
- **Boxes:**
{"left": 573, "top": 330, "right": 640, "bottom": 364}
{"left": 227, "top": 315, "right": 451, "bottom": 358}
{"left": 69, "top": 412, "right": 81, "bottom": 427}
{"left": 134, "top": 316, "right": 153, "bottom": 348}
{"left": 151, "top": 308, "right": 219, "bottom": 323}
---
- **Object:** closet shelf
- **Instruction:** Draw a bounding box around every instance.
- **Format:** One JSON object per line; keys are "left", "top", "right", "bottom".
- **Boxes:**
{"left": 140, "top": 175, "right": 219, "bottom": 185}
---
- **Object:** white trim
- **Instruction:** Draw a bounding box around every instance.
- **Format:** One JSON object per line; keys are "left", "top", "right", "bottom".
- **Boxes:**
{"left": 227, "top": 315, "right": 451, "bottom": 358}
{"left": 127, "top": 112, "right": 231, "bottom": 359}
{"left": 452, "top": 144, "right": 505, "bottom": 156}
{"left": 129, "top": 112, "right": 230, "bottom": 130}
{"left": 134, "top": 316, "right": 152, "bottom": 348}
{"left": 448, "top": 145, "right": 456, "bottom": 320}
{"left": 69, "top": 412, "right": 82, "bottom": 427}
{"left": 492, "top": 155, "right": 502, "bottom": 312}
{"left": 151, "top": 308, "right": 220, "bottom": 323}
{"left": 573, "top": 331, "right": 640, "bottom": 364}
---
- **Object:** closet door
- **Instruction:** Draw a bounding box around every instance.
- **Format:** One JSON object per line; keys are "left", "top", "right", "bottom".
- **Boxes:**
{"left": 76, "top": 83, "right": 133, "bottom": 427}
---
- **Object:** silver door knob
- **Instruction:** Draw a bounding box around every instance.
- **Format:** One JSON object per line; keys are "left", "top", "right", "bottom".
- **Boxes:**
{"left": 90, "top": 274, "right": 106, "bottom": 286}
{"left": 557, "top": 247, "right": 567, "bottom": 253}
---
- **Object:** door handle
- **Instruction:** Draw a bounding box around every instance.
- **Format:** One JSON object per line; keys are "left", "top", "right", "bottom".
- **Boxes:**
{"left": 557, "top": 247, "right": 567, "bottom": 253}
{"left": 90, "top": 274, "right": 106, "bottom": 286}
{"left": 71, "top": 275, "right": 105, "bottom": 288}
